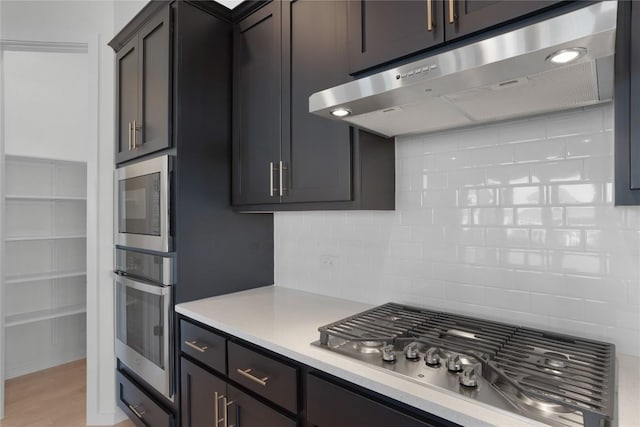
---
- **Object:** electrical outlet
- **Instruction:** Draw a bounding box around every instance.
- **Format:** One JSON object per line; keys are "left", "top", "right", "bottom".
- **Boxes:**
{"left": 320, "top": 254, "right": 338, "bottom": 269}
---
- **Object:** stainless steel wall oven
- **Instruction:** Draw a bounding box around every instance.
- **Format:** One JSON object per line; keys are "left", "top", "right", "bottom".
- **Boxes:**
{"left": 114, "top": 248, "right": 175, "bottom": 400}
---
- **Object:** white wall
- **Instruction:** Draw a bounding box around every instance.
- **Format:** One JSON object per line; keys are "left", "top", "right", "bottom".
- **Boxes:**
{"left": 1, "top": 1, "right": 120, "bottom": 424}
{"left": 275, "top": 103, "right": 640, "bottom": 357}
{"left": 3, "top": 50, "right": 88, "bottom": 162}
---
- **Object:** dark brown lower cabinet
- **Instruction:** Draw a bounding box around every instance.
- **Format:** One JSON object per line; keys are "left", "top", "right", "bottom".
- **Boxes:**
{"left": 117, "top": 370, "right": 174, "bottom": 427}
{"left": 180, "top": 358, "right": 225, "bottom": 427}
{"left": 227, "top": 385, "right": 297, "bottom": 427}
{"left": 181, "top": 357, "right": 295, "bottom": 427}
{"left": 307, "top": 374, "right": 439, "bottom": 427}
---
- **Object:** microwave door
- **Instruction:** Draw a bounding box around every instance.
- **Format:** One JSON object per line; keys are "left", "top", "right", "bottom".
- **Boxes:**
{"left": 115, "top": 155, "right": 171, "bottom": 252}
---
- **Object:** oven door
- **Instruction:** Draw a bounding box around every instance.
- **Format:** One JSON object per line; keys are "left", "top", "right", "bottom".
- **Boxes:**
{"left": 114, "top": 273, "right": 173, "bottom": 400}
{"left": 115, "top": 155, "right": 171, "bottom": 252}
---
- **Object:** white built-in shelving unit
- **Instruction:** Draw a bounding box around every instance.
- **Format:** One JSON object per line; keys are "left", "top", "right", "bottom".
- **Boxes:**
{"left": 2, "top": 155, "right": 87, "bottom": 378}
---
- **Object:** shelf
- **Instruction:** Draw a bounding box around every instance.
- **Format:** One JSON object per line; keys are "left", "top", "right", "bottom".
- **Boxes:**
{"left": 4, "top": 154, "right": 87, "bottom": 165}
{"left": 4, "top": 270, "right": 86, "bottom": 285}
{"left": 4, "top": 304, "right": 87, "bottom": 327}
{"left": 5, "top": 195, "right": 86, "bottom": 201}
{"left": 5, "top": 235, "right": 86, "bottom": 242}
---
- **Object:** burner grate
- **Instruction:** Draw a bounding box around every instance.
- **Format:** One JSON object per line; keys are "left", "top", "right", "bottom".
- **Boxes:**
{"left": 491, "top": 328, "right": 615, "bottom": 426}
{"left": 317, "top": 303, "right": 616, "bottom": 427}
{"left": 318, "top": 303, "right": 435, "bottom": 345}
{"left": 409, "top": 313, "right": 516, "bottom": 356}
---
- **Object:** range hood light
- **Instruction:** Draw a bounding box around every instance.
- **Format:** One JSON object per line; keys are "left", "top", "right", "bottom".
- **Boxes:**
{"left": 330, "top": 108, "right": 351, "bottom": 117}
{"left": 546, "top": 47, "right": 587, "bottom": 65}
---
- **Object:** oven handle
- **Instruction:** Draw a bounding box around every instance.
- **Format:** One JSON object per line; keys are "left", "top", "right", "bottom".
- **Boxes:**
{"left": 113, "top": 272, "right": 171, "bottom": 296}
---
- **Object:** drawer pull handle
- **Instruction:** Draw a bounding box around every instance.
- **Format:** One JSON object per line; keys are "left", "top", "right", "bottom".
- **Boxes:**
{"left": 236, "top": 368, "right": 269, "bottom": 386}
{"left": 185, "top": 339, "right": 209, "bottom": 353}
{"left": 128, "top": 404, "right": 145, "bottom": 419}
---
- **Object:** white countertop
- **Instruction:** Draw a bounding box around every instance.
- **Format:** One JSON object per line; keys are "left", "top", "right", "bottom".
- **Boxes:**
{"left": 175, "top": 285, "right": 640, "bottom": 427}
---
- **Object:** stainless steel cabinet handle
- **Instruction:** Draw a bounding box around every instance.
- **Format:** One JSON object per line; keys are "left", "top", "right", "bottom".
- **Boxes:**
{"left": 448, "top": 0, "right": 455, "bottom": 24}
{"left": 184, "top": 339, "right": 208, "bottom": 353}
{"left": 215, "top": 392, "right": 224, "bottom": 426}
{"left": 128, "top": 122, "right": 132, "bottom": 151}
{"left": 236, "top": 368, "right": 269, "bottom": 386}
{"left": 427, "top": 0, "right": 433, "bottom": 31}
{"left": 278, "top": 161, "right": 284, "bottom": 197}
{"left": 269, "top": 162, "right": 274, "bottom": 197}
{"left": 132, "top": 120, "right": 138, "bottom": 149}
{"left": 128, "top": 404, "right": 145, "bottom": 419}
{"left": 223, "top": 396, "right": 234, "bottom": 427}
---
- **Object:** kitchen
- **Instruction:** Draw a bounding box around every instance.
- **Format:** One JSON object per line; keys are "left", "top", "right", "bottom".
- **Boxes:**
{"left": 0, "top": 0, "right": 638, "bottom": 427}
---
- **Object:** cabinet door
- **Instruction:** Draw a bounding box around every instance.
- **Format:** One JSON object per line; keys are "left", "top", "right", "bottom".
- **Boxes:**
{"left": 347, "top": 0, "right": 444, "bottom": 74}
{"left": 180, "top": 358, "right": 227, "bottom": 427}
{"left": 307, "top": 374, "right": 441, "bottom": 427}
{"left": 445, "top": 0, "right": 561, "bottom": 40}
{"left": 136, "top": 6, "right": 171, "bottom": 157}
{"left": 281, "top": 0, "right": 353, "bottom": 204}
{"left": 227, "top": 384, "right": 297, "bottom": 427}
{"left": 232, "top": 2, "right": 282, "bottom": 205}
{"left": 115, "top": 37, "right": 139, "bottom": 164}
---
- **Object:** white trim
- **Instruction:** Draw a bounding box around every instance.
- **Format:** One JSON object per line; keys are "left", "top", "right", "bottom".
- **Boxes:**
{"left": 85, "top": 33, "right": 101, "bottom": 426}
{"left": 0, "top": 40, "right": 87, "bottom": 54}
{"left": 0, "top": 30, "right": 6, "bottom": 421}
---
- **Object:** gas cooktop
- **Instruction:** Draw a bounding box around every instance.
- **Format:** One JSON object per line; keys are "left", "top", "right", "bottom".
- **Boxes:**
{"left": 313, "top": 303, "right": 615, "bottom": 427}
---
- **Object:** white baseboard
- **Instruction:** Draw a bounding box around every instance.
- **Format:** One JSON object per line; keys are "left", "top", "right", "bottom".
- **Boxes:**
{"left": 86, "top": 408, "right": 128, "bottom": 426}
{"left": 5, "top": 352, "right": 86, "bottom": 379}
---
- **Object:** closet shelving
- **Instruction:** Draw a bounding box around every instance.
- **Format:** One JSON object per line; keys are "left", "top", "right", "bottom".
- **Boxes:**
{"left": 2, "top": 155, "right": 87, "bottom": 378}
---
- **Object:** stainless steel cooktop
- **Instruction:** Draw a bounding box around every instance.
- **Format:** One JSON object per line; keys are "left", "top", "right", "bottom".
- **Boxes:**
{"left": 313, "top": 303, "right": 615, "bottom": 427}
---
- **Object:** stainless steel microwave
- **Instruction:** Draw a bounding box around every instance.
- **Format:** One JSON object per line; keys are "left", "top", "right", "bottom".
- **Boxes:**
{"left": 115, "top": 155, "right": 172, "bottom": 253}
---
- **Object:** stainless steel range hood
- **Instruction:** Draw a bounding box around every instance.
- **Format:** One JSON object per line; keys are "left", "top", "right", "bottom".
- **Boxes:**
{"left": 309, "top": 2, "right": 617, "bottom": 138}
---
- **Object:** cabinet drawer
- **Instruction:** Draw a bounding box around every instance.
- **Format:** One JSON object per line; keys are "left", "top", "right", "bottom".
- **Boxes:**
{"left": 227, "top": 384, "right": 297, "bottom": 427}
{"left": 180, "top": 319, "right": 226, "bottom": 374}
{"left": 227, "top": 341, "right": 298, "bottom": 413}
{"left": 307, "top": 374, "right": 439, "bottom": 427}
{"left": 117, "top": 371, "right": 173, "bottom": 427}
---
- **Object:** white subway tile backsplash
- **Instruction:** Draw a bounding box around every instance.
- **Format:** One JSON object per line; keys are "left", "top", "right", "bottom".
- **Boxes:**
{"left": 530, "top": 160, "right": 582, "bottom": 183}
{"left": 275, "top": 104, "right": 640, "bottom": 356}
{"left": 466, "top": 145, "right": 514, "bottom": 166}
{"left": 499, "top": 119, "right": 547, "bottom": 144}
{"left": 549, "top": 183, "right": 605, "bottom": 205}
{"left": 485, "top": 164, "right": 530, "bottom": 186}
{"left": 565, "top": 132, "right": 612, "bottom": 158}
{"left": 500, "top": 185, "right": 545, "bottom": 206}
{"left": 514, "top": 140, "right": 565, "bottom": 163}
{"left": 448, "top": 168, "right": 486, "bottom": 188}
{"left": 546, "top": 108, "right": 603, "bottom": 138}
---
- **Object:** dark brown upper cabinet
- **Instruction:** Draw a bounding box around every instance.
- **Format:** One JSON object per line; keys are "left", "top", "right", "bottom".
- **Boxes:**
{"left": 232, "top": 0, "right": 395, "bottom": 211}
{"left": 232, "top": 1, "right": 282, "bottom": 206}
{"left": 114, "top": 6, "right": 170, "bottom": 164}
{"left": 348, "top": 0, "right": 565, "bottom": 74}
{"left": 615, "top": 0, "right": 640, "bottom": 205}
{"left": 347, "top": 0, "right": 445, "bottom": 75}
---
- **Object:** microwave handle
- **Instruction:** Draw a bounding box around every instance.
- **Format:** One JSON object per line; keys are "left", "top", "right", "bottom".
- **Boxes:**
{"left": 112, "top": 272, "right": 171, "bottom": 296}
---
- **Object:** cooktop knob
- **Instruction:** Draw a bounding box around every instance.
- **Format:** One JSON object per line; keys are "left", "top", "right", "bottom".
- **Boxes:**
{"left": 459, "top": 366, "right": 478, "bottom": 387}
{"left": 404, "top": 342, "right": 420, "bottom": 361}
{"left": 447, "top": 355, "right": 462, "bottom": 372}
{"left": 381, "top": 344, "right": 396, "bottom": 363}
{"left": 424, "top": 347, "right": 440, "bottom": 366}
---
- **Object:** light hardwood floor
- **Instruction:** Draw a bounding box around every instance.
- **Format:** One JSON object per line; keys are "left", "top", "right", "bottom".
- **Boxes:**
{"left": 0, "top": 359, "right": 135, "bottom": 427}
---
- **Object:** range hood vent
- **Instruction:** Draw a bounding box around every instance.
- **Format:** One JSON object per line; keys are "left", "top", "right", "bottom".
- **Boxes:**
{"left": 309, "top": 2, "right": 617, "bottom": 138}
